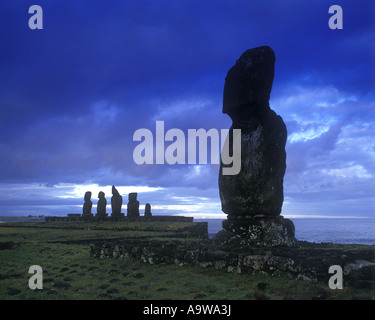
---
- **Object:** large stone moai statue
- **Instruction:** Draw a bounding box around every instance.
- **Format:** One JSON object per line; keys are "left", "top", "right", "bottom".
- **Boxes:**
{"left": 216, "top": 46, "right": 296, "bottom": 247}
{"left": 96, "top": 191, "right": 108, "bottom": 219}
{"left": 111, "top": 186, "right": 124, "bottom": 219}
{"left": 82, "top": 191, "right": 93, "bottom": 220}
{"left": 127, "top": 192, "right": 140, "bottom": 220}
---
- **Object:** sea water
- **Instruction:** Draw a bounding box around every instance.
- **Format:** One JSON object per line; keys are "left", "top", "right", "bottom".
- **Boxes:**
{"left": 196, "top": 218, "right": 375, "bottom": 245}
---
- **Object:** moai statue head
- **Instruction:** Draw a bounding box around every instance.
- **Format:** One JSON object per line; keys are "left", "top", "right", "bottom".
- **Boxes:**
{"left": 112, "top": 185, "right": 120, "bottom": 197}
{"left": 223, "top": 46, "right": 276, "bottom": 124}
{"left": 84, "top": 191, "right": 92, "bottom": 202}
{"left": 129, "top": 192, "right": 137, "bottom": 202}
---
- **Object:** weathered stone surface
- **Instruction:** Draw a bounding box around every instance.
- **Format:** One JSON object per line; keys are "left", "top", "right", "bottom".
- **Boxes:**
{"left": 212, "top": 217, "right": 296, "bottom": 247}
{"left": 90, "top": 239, "right": 375, "bottom": 287}
{"left": 111, "top": 186, "right": 123, "bottom": 218}
{"left": 127, "top": 192, "right": 140, "bottom": 220}
{"left": 219, "top": 46, "right": 287, "bottom": 219}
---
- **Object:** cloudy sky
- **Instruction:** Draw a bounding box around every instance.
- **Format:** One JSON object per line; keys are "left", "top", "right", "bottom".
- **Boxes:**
{"left": 0, "top": 0, "right": 374, "bottom": 218}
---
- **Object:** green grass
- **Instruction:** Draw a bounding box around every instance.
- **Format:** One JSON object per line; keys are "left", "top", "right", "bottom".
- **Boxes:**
{"left": 0, "top": 221, "right": 199, "bottom": 242}
{"left": 0, "top": 221, "right": 373, "bottom": 300}
{"left": 0, "top": 220, "right": 196, "bottom": 231}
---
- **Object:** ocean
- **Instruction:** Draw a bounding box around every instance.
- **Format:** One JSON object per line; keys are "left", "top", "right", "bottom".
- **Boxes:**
{"left": 196, "top": 218, "right": 375, "bottom": 245}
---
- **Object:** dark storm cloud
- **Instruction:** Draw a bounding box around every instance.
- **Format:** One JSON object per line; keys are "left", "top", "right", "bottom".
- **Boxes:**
{"left": 0, "top": 0, "right": 374, "bottom": 216}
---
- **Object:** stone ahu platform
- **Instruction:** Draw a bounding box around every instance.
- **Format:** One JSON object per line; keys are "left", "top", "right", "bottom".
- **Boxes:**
{"left": 45, "top": 214, "right": 194, "bottom": 223}
{"left": 86, "top": 215, "right": 374, "bottom": 288}
{"left": 90, "top": 237, "right": 375, "bottom": 288}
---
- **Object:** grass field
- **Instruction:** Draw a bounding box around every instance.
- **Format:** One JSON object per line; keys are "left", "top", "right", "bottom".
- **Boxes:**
{"left": 0, "top": 220, "right": 374, "bottom": 300}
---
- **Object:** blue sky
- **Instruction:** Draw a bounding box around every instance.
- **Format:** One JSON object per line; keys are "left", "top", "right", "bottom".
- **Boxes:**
{"left": 0, "top": 0, "right": 374, "bottom": 218}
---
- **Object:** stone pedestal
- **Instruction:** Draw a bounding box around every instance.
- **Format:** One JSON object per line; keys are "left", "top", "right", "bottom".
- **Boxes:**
{"left": 96, "top": 213, "right": 108, "bottom": 220}
{"left": 82, "top": 213, "right": 94, "bottom": 221}
{"left": 213, "top": 216, "right": 296, "bottom": 247}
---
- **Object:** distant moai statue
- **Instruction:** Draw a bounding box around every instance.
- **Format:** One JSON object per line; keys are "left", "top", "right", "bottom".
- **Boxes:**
{"left": 144, "top": 203, "right": 152, "bottom": 219}
{"left": 96, "top": 191, "right": 108, "bottom": 219}
{"left": 111, "top": 186, "right": 123, "bottom": 218}
{"left": 127, "top": 192, "right": 140, "bottom": 220}
{"left": 82, "top": 191, "right": 93, "bottom": 219}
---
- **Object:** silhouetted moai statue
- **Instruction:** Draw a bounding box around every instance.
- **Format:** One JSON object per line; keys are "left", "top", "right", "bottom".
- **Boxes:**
{"left": 214, "top": 46, "right": 296, "bottom": 247}
{"left": 219, "top": 46, "right": 287, "bottom": 219}
{"left": 82, "top": 191, "right": 93, "bottom": 220}
{"left": 127, "top": 192, "right": 140, "bottom": 220}
{"left": 144, "top": 203, "right": 152, "bottom": 219}
{"left": 111, "top": 186, "right": 123, "bottom": 219}
{"left": 96, "top": 191, "right": 108, "bottom": 219}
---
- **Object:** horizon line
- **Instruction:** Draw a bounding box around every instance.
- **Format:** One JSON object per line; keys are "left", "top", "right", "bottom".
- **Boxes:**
{"left": 0, "top": 213, "right": 372, "bottom": 220}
